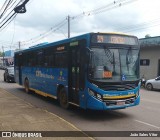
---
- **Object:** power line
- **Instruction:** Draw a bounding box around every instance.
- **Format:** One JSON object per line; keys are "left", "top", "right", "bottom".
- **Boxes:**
{"left": 2, "top": 0, "right": 148, "bottom": 49}
{"left": 113, "top": 17, "right": 160, "bottom": 33}
{"left": 123, "top": 22, "right": 160, "bottom": 33}
{"left": 0, "top": 12, "right": 16, "bottom": 29}
{"left": 0, "top": 0, "right": 29, "bottom": 50}
{"left": 21, "top": 0, "right": 136, "bottom": 46}
{"left": 0, "top": 0, "right": 23, "bottom": 25}
{"left": 0, "top": 41, "right": 18, "bottom": 47}
{"left": 117, "top": 18, "right": 160, "bottom": 31}
{"left": 70, "top": 0, "right": 160, "bottom": 34}
{"left": 71, "top": 0, "right": 137, "bottom": 20}
{"left": 0, "top": 0, "right": 9, "bottom": 14}
{"left": 0, "top": 42, "right": 18, "bottom": 48}
{"left": 0, "top": 0, "right": 29, "bottom": 31}
{"left": 9, "top": 13, "right": 17, "bottom": 49}
{"left": 22, "top": 20, "right": 68, "bottom": 47}
{"left": 22, "top": 1, "right": 121, "bottom": 45}
{"left": 6, "top": 0, "right": 18, "bottom": 11}
{"left": 21, "top": 18, "right": 67, "bottom": 46}
{"left": 0, "top": 0, "right": 13, "bottom": 19}
{"left": 92, "top": 0, "right": 137, "bottom": 15}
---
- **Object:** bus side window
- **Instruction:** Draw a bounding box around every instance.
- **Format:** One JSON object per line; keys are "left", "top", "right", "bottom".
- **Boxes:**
{"left": 26, "top": 53, "right": 30, "bottom": 66}
{"left": 27, "top": 52, "right": 36, "bottom": 66}
{"left": 22, "top": 54, "right": 26, "bottom": 66}
{"left": 36, "top": 50, "right": 44, "bottom": 67}
{"left": 44, "top": 48, "right": 55, "bottom": 67}
{"left": 55, "top": 52, "right": 67, "bottom": 68}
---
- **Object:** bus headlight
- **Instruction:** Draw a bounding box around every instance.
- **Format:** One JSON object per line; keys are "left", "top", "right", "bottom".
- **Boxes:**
{"left": 88, "top": 88, "right": 102, "bottom": 100}
{"left": 97, "top": 93, "right": 102, "bottom": 100}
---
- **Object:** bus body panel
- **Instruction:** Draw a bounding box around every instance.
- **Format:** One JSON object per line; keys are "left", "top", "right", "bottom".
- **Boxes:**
{"left": 14, "top": 32, "right": 140, "bottom": 110}
{"left": 20, "top": 67, "right": 68, "bottom": 97}
{"left": 86, "top": 81, "right": 140, "bottom": 110}
{"left": 86, "top": 95, "right": 140, "bottom": 110}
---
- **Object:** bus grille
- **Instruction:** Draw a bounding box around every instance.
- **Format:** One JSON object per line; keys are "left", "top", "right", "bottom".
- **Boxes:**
{"left": 98, "top": 84, "right": 137, "bottom": 91}
{"left": 104, "top": 97, "right": 135, "bottom": 106}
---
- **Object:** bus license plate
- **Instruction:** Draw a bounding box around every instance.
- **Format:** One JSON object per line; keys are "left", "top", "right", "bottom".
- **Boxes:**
{"left": 117, "top": 101, "right": 125, "bottom": 106}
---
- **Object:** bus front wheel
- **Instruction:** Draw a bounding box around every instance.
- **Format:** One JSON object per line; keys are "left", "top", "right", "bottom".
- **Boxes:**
{"left": 24, "top": 79, "right": 30, "bottom": 93}
{"left": 59, "top": 88, "right": 69, "bottom": 109}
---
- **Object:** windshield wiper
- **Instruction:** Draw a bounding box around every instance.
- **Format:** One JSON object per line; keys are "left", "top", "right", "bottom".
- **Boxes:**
{"left": 126, "top": 47, "right": 133, "bottom": 71}
{"left": 126, "top": 47, "right": 134, "bottom": 64}
{"left": 103, "top": 46, "right": 113, "bottom": 64}
{"left": 103, "top": 46, "right": 115, "bottom": 73}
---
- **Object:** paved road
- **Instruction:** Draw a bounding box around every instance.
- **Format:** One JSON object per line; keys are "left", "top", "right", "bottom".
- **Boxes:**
{"left": 0, "top": 69, "right": 160, "bottom": 140}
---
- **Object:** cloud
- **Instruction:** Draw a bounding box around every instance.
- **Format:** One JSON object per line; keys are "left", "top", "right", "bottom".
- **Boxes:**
{"left": 0, "top": 0, "right": 160, "bottom": 49}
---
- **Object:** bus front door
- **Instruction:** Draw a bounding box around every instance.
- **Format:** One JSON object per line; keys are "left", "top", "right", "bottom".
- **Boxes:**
{"left": 68, "top": 46, "right": 80, "bottom": 105}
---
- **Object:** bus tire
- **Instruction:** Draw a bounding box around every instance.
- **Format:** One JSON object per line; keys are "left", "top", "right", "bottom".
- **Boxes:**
{"left": 24, "top": 79, "right": 30, "bottom": 93}
{"left": 59, "top": 88, "right": 69, "bottom": 109}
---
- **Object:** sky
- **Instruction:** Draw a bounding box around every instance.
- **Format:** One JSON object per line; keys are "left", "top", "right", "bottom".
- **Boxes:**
{"left": 0, "top": 0, "right": 160, "bottom": 51}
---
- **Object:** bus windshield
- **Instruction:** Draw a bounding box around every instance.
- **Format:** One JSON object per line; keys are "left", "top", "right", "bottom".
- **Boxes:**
{"left": 88, "top": 46, "right": 139, "bottom": 82}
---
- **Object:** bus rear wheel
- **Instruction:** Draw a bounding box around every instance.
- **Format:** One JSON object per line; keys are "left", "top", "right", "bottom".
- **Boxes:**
{"left": 24, "top": 79, "right": 30, "bottom": 93}
{"left": 59, "top": 88, "right": 69, "bottom": 109}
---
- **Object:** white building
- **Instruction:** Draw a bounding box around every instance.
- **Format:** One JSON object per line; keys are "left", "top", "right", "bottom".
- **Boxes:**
{"left": 139, "top": 36, "right": 160, "bottom": 80}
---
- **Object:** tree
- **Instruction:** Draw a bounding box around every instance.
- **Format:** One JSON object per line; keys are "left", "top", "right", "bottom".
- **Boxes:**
{"left": 0, "top": 51, "right": 4, "bottom": 57}
{"left": 145, "top": 34, "right": 151, "bottom": 38}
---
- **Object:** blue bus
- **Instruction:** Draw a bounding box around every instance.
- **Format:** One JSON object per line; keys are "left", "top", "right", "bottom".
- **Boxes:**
{"left": 14, "top": 32, "right": 140, "bottom": 110}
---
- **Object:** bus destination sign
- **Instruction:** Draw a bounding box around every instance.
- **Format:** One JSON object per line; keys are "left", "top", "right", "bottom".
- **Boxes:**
{"left": 92, "top": 34, "right": 138, "bottom": 45}
{"left": 110, "top": 36, "right": 125, "bottom": 44}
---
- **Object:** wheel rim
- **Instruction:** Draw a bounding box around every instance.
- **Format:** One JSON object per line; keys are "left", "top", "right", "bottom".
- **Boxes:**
{"left": 147, "top": 84, "right": 152, "bottom": 90}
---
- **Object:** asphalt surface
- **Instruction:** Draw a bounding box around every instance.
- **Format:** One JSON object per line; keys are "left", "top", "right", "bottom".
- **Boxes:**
{"left": 0, "top": 69, "right": 160, "bottom": 140}
{"left": 0, "top": 88, "right": 94, "bottom": 140}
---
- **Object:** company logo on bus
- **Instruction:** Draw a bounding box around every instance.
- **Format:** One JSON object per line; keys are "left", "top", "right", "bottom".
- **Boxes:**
{"left": 57, "top": 46, "right": 65, "bottom": 51}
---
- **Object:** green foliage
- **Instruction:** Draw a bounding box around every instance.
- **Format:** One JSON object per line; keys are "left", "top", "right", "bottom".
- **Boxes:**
{"left": 145, "top": 34, "right": 151, "bottom": 38}
{"left": 0, "top": 51, "right": 4, "bottom": 57}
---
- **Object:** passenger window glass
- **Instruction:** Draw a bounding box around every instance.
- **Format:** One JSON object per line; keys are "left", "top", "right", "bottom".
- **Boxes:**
{"left": 37, "top": 50, "right": 44, "bottom": 66}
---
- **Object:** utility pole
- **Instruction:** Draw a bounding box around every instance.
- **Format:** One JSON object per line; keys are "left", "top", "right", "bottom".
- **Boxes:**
{"left": 67, "top": 15, "right": 70, "bottom": 38}
{"left": 18, "top": 41, "right": 21, "bottom": 50}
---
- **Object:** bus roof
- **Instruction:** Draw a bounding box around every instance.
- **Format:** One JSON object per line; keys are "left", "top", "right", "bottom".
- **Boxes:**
{"left": 15, "top": 33, "right": 91, "bottom": 54}
{"left": 15, "top": 32, "right": 137, "bottom": 54}
{"left": 98, "top": 32, "right": 134, "bottom": 36}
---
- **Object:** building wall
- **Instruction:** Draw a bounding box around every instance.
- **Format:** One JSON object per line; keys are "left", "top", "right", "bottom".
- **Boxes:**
{"left": 0, "top": 56, "right": 14, "bottom": 66}
{"left": 140, "top": 46, "right": 160, "bottom": 80}
{"left": 5, "top": 50, "right": 14, "bottom": 57}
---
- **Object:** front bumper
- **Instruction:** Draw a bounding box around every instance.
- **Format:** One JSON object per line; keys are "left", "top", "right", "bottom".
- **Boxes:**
{"left": 87, "top": 95, "right": 140, "bottom": 110}
{"left": 7, "top": 76, "right": 15, "bottom": 82}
